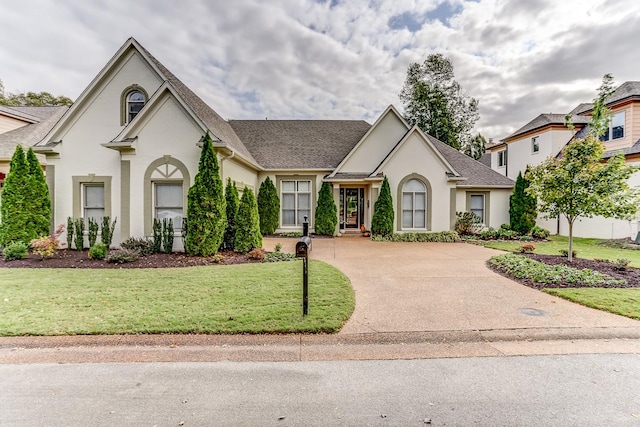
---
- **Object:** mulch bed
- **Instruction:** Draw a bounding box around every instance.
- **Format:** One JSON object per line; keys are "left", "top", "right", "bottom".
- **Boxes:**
{"left": 0, "top": 249, "right": 261, "bottom": 269}
{"left": 492, "top": 253, "right": 640, "bottom": 289}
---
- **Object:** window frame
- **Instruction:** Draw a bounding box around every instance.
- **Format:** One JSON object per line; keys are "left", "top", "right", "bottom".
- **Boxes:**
{"left": 401, "top": 179, "right": 427, "bottom": 230}
{"left": 280, "top": 179, "right": 312, "bottom": 227}
{"left": 531, "top": 136, "right": 540, "bottom": 153}
{"left": 396, "top": 174, "right": 432, "bottom": 232}
{"left": 83, "top": 183, "right": 105, "bottom": 223}
{"left": 601, "top": 110, "right": 625, "bottom": 142}
{"left": 72, "top": 175, "right": 112, "bottom": 221}
{"left": 466, "top": 191, "right": 490, "bottom": 225}
{"left": 143, "top": 156, "right": 190, "bottom": 236}
{"left": 120, "top": 85, "right": 148, "bottom": 125}
{"left": 153, "top": 181, "right": 184, "bottom": 229}
{"left": 497, "top": 150, "right": 506, "bottom": 167}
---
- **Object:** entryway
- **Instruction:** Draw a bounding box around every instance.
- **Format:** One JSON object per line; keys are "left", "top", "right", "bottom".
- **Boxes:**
{"left": 339, "top": 188, "right": 364, "bottom": 231}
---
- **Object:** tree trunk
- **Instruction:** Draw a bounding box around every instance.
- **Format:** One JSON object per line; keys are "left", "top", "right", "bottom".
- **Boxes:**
{"left": 567, "top": 218, "right": 574, "bottom": 262}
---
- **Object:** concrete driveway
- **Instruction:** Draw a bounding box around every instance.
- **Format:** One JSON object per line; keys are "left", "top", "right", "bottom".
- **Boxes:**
{"left": 264, "top": 237, "right": 640, "bottom": 335}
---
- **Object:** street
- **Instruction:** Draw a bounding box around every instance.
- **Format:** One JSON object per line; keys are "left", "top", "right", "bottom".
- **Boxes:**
{"left": 2, "top": 354, "right": 639, "bottom": 426}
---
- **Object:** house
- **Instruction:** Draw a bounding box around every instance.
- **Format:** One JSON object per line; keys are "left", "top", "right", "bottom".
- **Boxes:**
{"left": 0, "top": 105, "right": 67, "bottom": 186}
{"left": 33, "top": 37, "right": 513, "bottom": 249}
{"left": 487, "top": 82, "right": 640, "bottom": 239}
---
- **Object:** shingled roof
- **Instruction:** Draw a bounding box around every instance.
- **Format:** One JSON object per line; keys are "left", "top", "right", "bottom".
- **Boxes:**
{"left": 229, "top": 120, "right": 371, "bottom": 169}
{"left": 504, "top": 113, "right": 590, "bottom": 141}
{"left": 0, "top": 106, "right": 67, "bottom": 159}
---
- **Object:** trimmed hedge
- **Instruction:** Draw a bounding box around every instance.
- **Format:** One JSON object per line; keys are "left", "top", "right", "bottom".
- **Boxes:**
{"left": 235, "top": 187, "right": 263, "bottom": 253}
{"left": 371, "top": 231, "right": 459, "bottom": 243}
{"left": 314, "top": 182, "right": 337, "bottom": 236}
{"left": 257, "top": 177, "right": 279, "bottom": 236}
{"left": 371, "top": 176, "right": 394, "bottom": 236}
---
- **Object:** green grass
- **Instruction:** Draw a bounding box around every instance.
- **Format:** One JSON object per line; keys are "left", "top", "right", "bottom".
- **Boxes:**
{"left": 480, "top": 235, "right": 640, "bottom": 268}
{"left": 545, "top": 288, "right": 640, "bottom": 320}
{"left": 0, "top": 260, "right": 354, "bottom": 336}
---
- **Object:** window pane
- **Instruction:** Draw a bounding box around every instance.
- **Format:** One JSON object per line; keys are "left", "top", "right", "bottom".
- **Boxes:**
{"left": 129, "top": 91, "right": 144, "bottom": 102}
{"left": 84, "top": 208, "right": 104, "bottom": 222}
{"left": 402, "top": 210, "right": 413, "bottom": 228}
{"left": 415, "top": 192, "right": 425, "bottom": 209}
{"left": 298, "top": 193, "right": 310, "bottom": 209}
{"left": 414, "top": 210, "right": 426, "bottom": 228}
{"left": 282, "top": 210, "right": 295, "bottom": 225}
{"left": 612, "top": 111, "right": 624, "bottom": 139}
{"left": 471, "top": 209, "right": 483, "bottom": 221}
{"left": 298, "top": 210, "right": 310, "bottom": 225}
{"left": 85, "top": 185, "right": 104, "bottom": 208}
{"left": 403, "top": 179, "right": 425, "bottom": 192}
{"left": 297, "top": 181, "right": 311, "bottom": 192}
{"left": 283, "top": 193, "right": 295, "bottom": 209}
{"left": 403, "top": 193, "right": 413, "bottom": 210}
{"left": 156, "top": 184, "right": 182, "bottom": 207}
{"left": 157, "top": 208, "right": 183, "bottom": 226}
{"left": 282, "top": 181, "right": 295, "bottom": 192}
{"left": 470, "top": 195, "right": 484, "bottom": 210}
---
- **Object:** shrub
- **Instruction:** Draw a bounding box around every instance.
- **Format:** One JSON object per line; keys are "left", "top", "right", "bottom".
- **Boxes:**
{"left": 106, "top": 248, "right": 139, "bottom": 264}
{"left": 496, "top": 228, "right": 519, "bottom": 240}
{"left": 30, "top": 224, "right": 65, "bottom": 258}
{"left": 487, "top": 253, "right": 626, "bottom": 287}
{"left": 101, "top": 216, "right": 117, "bottom": 247}
{"left": 531, "top": 226, "right": 550, "bottom": 239}
{"left": 264, "top": 251, "right": 297, "bottom": 262}
{"left": 121, "top": 237, "right": 154, "bottom": 256}
{"left": 67, "top": 217, "right": 74, "bottom": 250}
{"left": 499, "top": 223, "right": 511, "bottom": 231}
{"left": 210, "top": 253, "right": 225, "bottom": 264}
{"left": 162, "top": 218, "right": 174, "bottom": 253}
{"left": 223, "top": 178, "right": 240, "bottom": 250}
{"left": 2, "top": 241, "right": 28, "bottom": 261}
{"left": 314, "top": 182, "right": 337, "bottom": 236}
{"left": 0, "top": 146, "right": 35, "bottom": 245}
{"left": 371, "top": 176, "right": 394, "bottom": 236}
{"left": 152, "top": 218, "right": 162, "bottom": 254}
{"left": 247, "top": 247, "right": 265, "bottom": 261}
{"left": 185, "top": 132, "right": 226, "bottom": 256}
{"left": 509, "top": 170, "right": 537, "bottom": 235}
{"left": 371, "top": 231, "right": 459, "bottom": 243}
{"left": 88, "top": 242, "right": 108, "bottom": 260}
{"left": 74, "top": 218, "right": 85, "bottom": 251}
{"left": 235, "top": 187, "right": 263, "bottom": 254}
{"left": 87, "top": 217, "right": 99, "bottom": 248}
{"left": 518, "top": 244, "right": 535, "bottom": 253}
{"left": 454, "top": 211, "right": 483, "bottom": 235}
{"left": 257, "top": 177, "right": 279, "bottom": 236}
{"left": 614, "top": 258, "right": 630, "bottom": 271}
{"left": 279, "top": 231, "right": 302, "bottom": 237}
{"left": 559, "top": 249, "right": 577, "bottom": 258}
{"left": 480, "top": 227, "right": 498, "bottom": 240}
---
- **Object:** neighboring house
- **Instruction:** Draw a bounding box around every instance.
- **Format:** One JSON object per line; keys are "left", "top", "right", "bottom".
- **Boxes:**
{"left": 487, "top": 82, "right": 640, "bottom": 239}
{"left": 0, "top": 105, "right": 68, "bottom": 186}
{"left": 33, "top": 38, "right": 513, "bottom": 249}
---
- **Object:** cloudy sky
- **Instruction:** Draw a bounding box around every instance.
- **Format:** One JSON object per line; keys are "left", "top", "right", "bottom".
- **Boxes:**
{"left": 0, "top": 0, "right": 637, "bottom": 140}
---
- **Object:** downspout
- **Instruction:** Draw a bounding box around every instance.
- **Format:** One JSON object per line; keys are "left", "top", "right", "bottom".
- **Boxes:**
{"left": 219, "top": 150, "right": 235, "bottom": 181}
{"left": 505, "top": 144, "right": 508, "bottom": 178}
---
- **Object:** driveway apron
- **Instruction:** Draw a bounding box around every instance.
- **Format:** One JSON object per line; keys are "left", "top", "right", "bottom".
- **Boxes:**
{"left": 264, "top": 237, "right": 640, "bottom": 334}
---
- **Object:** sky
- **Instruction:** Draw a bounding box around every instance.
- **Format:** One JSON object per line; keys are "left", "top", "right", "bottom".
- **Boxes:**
{"left": 0, "top": 0, "right": 638, "bottom": 140}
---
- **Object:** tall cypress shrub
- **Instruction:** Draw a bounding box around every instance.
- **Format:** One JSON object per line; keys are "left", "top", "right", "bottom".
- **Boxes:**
{"left": 234, "top": 187, "right": 262, "bottom": 253}
{"left": 314, "top": 182, "right": 337, "bottom": 235}
{"left": 510, "top": 170, "right": 537, "bottom": 234}
{"left": 0, "top": 146, "right": 32, "bottom": 245}
{"left": 371, "top": 176, "right": 394, "bottom": 236}
{"left": 185, "top": 132, "right": 226, "bottom": 256}
{"left": 257, "top": 176, "right": 279, "bottom": 235}
{"left": 26, "top": 148, "right": 51, "bottom": 238}
{"left": 223, "top": 178, "right": 240, "bottom": 250}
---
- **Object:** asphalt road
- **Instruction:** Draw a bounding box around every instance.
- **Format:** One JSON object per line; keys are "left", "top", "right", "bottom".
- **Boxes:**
{"left": 2, "top": 354, "right": 640, "bottom": 426}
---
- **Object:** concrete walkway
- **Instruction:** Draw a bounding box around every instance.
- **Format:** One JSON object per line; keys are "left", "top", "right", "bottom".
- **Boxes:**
{"left": 2, "top": 237, "right": 640, "bottom": 363}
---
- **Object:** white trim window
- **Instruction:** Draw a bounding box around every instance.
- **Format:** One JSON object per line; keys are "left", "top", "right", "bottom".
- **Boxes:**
{"left": 127, "top": 90, "right": 145, "bottom": 122}
{"left": 532, "top": 136, "right": 539, "bottom": 153}
{"left": 83, "top": 184, "right": 105, "bottom": 222}
{"left": 281, "top": 180, "right": 311, "bottom": 226}
{"left": 470, "top": 194, "right": 485, "bottom": 223}
{"left": 155, "top": 182, "right": 183, "bottom": 228}
{"left": 402, "top": 179, "right": 426, "bottom": 229}
{"left": 602, "top": 111, "right": 625, "bottom": 141}
{"left": 497, "top": 150, "right": 506, "bottom": 167}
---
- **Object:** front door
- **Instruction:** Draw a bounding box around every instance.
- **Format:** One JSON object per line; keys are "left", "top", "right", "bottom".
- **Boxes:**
{"left": 340, "top": 188, "right": 365, "bottom": 229}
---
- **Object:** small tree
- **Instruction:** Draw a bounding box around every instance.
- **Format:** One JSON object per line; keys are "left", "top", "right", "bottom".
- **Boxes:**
{"left": 371, "top": 176, "right": 394, "bottom": 236}
{"left": 257, "top": 177, "right": 279, "bottom": 235}
{"left": 223, "top": 178, "right": 240, "bottom": 250}
{"left": 26, "top": 148, "right": 51, "bottom": 238}
{"left": 234, "top": 187, "right": 262, "bottom": 254}
{"left": 0, "top": 146, "right": 31, "bottom": 245}
{"left": 528, "top": 74, "right": 640, "bottom": 261}
{"left": 185, "top": 132, "right": 226, "bottom": 256}
{"left": 314, "top": 182, "right": 337, "bottom": 235}
{"left": 509, "top": 170, "right": 537, "bottom": 235}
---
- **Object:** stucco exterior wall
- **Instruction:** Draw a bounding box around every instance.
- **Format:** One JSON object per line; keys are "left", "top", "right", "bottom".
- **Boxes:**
{"left": 502, "top": 128, "right": 573, "bottom": 180}
{"left": 454, "top": 187, "right": 511, "bottom": 230}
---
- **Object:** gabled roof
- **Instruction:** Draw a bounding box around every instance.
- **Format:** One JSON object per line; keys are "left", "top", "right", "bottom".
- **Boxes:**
{"left": 573, "top": 82, "right": 640, "bottom": 115}
{"left": 504, "top": 113, "right": 589, "bottom": 141}
{"left": 229, "top": 119, "right": 371, "bottom": 169}
{"left": 0, "top": 106, "right": 67, "bottom": 159}
{"left": 0, "top": 105, "right": 44, "bottom": 123}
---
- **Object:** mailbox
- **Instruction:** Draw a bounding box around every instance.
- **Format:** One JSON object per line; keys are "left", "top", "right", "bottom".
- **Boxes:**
{"left": 296, "top": 236, "right": 312, "bottom": 258}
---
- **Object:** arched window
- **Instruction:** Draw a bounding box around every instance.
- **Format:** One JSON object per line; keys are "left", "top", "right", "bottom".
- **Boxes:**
{"left": 127, "top": 91, "right": 145, "bottom": 122}
{"left": 402, "top": 179, "right": 426, "bottom": 229}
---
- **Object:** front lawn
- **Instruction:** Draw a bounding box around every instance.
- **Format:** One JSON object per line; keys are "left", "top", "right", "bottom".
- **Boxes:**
{"left": 544, "top": 288, "right": 640, "bottom": 320}
{"left": 481, "top": 235, "right": 640, "bottom": 268}
{"left": 0, "top": 260, "right": 354, "bottom": 336}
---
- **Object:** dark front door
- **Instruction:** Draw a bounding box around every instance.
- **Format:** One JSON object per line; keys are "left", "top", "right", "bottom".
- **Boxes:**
{"left": 340, "top": 188, "right": 365, "bottom": 229}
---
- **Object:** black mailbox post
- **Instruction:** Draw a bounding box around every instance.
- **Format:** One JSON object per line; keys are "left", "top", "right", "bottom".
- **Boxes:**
{"left": 296, "top": 216, "right": 312, "bottom": 315}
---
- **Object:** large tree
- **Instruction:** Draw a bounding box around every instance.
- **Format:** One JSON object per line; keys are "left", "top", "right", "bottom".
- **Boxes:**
{"left": 0, "top": 79, "right": 72, "bottom": 106}
{"left": 314, "top": 182, "right": 337, "bottom": 236}
{"left": 463, "top": 133, "right": 486, "bottom": 160}
{"left": 528, "top": 74, "right": 640, "bottom": 261}
{"left": 257, "top": 176, "right": 279, "bottom": 235}
{"left": 184, "top": 132, "right": 226, "bottom": 256}
{"left": 399, "top": 54, "right": 479, "bottom": 153}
